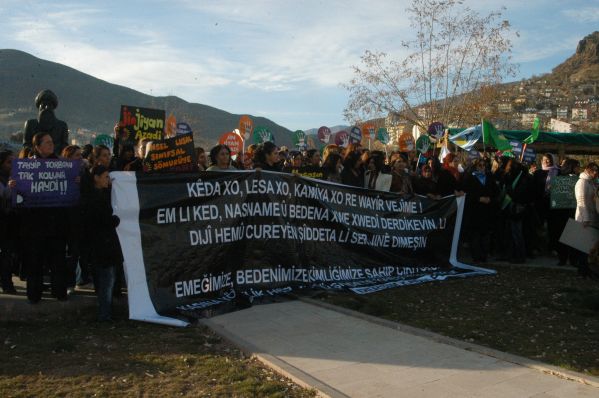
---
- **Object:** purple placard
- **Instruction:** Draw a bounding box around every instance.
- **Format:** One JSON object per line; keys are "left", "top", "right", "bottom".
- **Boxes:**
{"left": 11, "top": 158, "right": 81, "bottom": 208}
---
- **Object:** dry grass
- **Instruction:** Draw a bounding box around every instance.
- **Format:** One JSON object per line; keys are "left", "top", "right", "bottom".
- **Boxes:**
{"left": 0, "top": 302, "right": 316, "bottom": 398}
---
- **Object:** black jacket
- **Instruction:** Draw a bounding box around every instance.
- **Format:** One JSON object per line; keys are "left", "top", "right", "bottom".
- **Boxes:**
{"left": 82, "top": 188, "right": 123, "bottom": 267}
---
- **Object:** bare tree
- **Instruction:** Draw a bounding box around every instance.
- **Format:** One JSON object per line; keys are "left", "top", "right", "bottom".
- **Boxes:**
{"left": 344, "top": 0, "right": 517, "bottom": 129}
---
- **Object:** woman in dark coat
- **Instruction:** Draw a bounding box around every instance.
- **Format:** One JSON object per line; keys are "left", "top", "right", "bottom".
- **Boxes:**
{"left": 503, "top": 159, "right": 534, "bottom": 263}
{"left": 462, "top": 159, "right": 498, "bottom": 263}
{"left": 16, "top": 132, "right": 68, "bottom": 303}
{"left": 82, "top": 165, "right": 123, "bottom": 321}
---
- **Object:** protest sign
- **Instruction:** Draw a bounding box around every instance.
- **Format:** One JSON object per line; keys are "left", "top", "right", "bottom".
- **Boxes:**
{"left": 176, "top": 122, "right": 193, "bottom": 136}
{"left": 362, "top": 123, "right": 375, "bottom": 140}
{"left": 112, "top": 171, "right": 493, "bottom": 326}
{"left": 416, "top": 135, "right": 430, "bottom": 154}
{"left": 509, "top": 141, "right": 536, "bottom": 163}
{"left": 550, "top": 175, "right": 578, "bottom": 209}
{"left": 94, "top": 134, "right": 114, "bottom": 151}
{"left": 143, "top": 133, "right": 196, "bottom": 173}
{"left": 253, "top": 126, "right": 274, "bottom": 144}
{"left": 335, "top": 130, "right": 349, "bottom": 147}
{"left": 165, "top": 113, "right": 177, "bottom": 138}
{"left": 11, "top": 158, "right": 81, "bottom": 207}
{"left": 118, "top": 105, "right": 165, "bottom": 143}
{"left": 292, "top": 130, "right": 306, "bottom": 149}
{"left": 559, "top": 218, "right": 599, "bottom": 254}
{"left": 239, "top": 116, "right": 254, "bottom": 141}
{"left": 398, "top": 132, "right": 415, "bottom": 152}
{"left": 376, "top": 128, "right": 389, "bottom": 144}
{"left": 349, "top": 126, "right": 362, "bottom": 144}
{"left": 219, "top": 132, "right": 244, "bottom": 157}
{"left": 427, "top": 122, "right": 444, "bottom": 140}
{"left": 317, "top": 126, "right": 332, "bottom": 144}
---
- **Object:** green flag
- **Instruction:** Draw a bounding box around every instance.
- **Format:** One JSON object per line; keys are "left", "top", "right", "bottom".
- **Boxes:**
{"left": 482, "top": 119, "right": 511, "bottom": 151}
{"left": 523, "top": 117, "right": 540, "bottom": 145}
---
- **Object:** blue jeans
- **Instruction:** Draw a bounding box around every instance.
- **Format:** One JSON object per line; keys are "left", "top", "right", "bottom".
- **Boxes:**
{"left": 93, "top": 266, "right": 115, "bottom": 321}
{"left": 509, "top": 219, "right": 526, "bottom": 261}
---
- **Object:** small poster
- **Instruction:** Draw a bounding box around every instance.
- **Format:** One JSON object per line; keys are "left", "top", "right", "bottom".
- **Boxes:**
{"left": 11, "top": 158, "right": 81, "bottom": 207}
{"left": 219, "top": 131, "right": 244, "bottom": 157}
{"left": 119, "top": 105, "right": 165, "bottom": 143}
{"left": 143, "top": 133, "right": 196, "bottom": 173}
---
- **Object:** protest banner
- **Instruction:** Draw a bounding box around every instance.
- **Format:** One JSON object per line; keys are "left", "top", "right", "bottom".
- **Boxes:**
{"left": 11, "top": 158, "right": 81, "bottom": 207}
{"left": 219, "top": 131, "right": 244, "bottom": 157}
{"left": 143, "top": 133, "right": 196, "bottom": 173}
{"left": 286, "top": 166, "right": 325, "bottom": 180}
{"left": 317, "top": 126, "right": 332, "bottom": 144}
{"left": 118, "top": 105, "right": 165, "bottom": 143}
{"left": 550, "top": 175, "right": 578, "bottom": 209}
{"left": 239, "top": 116, "right": 253, "bottom": 141}
{"left": 112, "top": 171, "right": 494, "bottom": 326}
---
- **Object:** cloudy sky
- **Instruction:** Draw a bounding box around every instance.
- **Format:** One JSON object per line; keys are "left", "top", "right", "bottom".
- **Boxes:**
{"left": 0, "top": 0, "right": 597, "bottom": 130}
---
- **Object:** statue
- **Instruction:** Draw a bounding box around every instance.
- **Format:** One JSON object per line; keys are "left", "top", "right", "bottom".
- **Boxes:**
{"left": 23, "top": 89, "right": 68, "bottom": 155}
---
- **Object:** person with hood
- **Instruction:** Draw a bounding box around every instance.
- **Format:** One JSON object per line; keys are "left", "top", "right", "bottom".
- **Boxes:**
{"left": 574, "top": 162, "right": 599, "bottom": 276}
{"left": 83, "top": 165, "right": 123, "bottom": 321}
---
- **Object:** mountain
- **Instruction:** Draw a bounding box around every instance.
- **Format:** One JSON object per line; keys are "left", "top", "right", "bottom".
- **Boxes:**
{"left": 0, "top": 49, "right": 293, "bottom": 148}
{"left": 551, "top": 31, "right": 599, "bottom": 83}
{"left": 304, "top": 125, "right": 350, "bottom": 135}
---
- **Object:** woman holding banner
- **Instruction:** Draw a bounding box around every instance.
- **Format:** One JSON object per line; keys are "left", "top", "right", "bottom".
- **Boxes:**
{"left": 207, "top": 145, "right": 236, "bottom": 171}
{"left": 18, "top": 132, "right": 68, "bottom": 303}
{"left": 253, "top": 142, "right": 281, "bottom": 172}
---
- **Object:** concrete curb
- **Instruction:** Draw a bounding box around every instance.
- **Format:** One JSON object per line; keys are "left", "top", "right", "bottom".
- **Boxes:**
{"left": 299, "top": 297, "right": 599, "bottom": 389}
{"left": 199, "top": 317, "right": 350, "bottom": 398}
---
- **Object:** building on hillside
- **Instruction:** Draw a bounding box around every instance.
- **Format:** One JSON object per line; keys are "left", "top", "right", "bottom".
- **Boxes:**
{"left": 556, "top": 107, "right": 569, "bottom": 119}
{"left": 550, "top": 118, "right": 573, "bottom": 133}
{"left": 572, "top": 108, "right": 588, "bottom": 121}
{"left": 538, "top": 109, "right": 553, "bottom": 118}
{"left": 521, "top": 113, "right": 537, "bottom": 125}
{"left": 498, "top": 103, "right": 512, "bottom": 113}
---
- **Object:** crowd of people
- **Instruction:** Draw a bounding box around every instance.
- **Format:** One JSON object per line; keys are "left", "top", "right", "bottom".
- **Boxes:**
{"left": 1, "top": 130, "right": 598, "bottom": 321}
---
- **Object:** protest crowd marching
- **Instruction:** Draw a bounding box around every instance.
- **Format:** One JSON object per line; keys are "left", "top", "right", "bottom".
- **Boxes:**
{"left": 1, "top": 92, "right": 598, "bottom": 322}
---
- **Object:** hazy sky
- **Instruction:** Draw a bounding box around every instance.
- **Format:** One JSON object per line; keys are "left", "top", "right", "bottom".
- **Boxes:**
{"left": 1, "top": 0, "right": 598, "bottom": 130}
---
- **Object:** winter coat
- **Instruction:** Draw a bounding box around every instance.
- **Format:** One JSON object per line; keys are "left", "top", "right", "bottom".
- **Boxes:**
{"left": 575, "top": 171, "right": 599, "bottom": 226}
{"left": 82, "top": 187, "right": 123, "bottom": 268}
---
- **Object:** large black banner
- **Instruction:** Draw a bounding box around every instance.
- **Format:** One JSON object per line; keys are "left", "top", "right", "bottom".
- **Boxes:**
{"left": 112, "top": 171, "right": 493, "bottom": 326}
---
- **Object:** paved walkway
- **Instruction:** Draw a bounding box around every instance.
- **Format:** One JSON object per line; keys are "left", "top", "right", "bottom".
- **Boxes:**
{"left": 203, "top": 300, "right": 599, "bottom": 398}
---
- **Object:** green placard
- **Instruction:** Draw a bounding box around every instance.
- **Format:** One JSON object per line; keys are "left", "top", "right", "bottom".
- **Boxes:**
{"left": 253, "top": 126, "right": 274, "bottom": 144}
{"left": 550, "top": 175, "right": 578, "bottom": 209}
{"left": 292, "top": 130, "right": 306, "bottom": 147}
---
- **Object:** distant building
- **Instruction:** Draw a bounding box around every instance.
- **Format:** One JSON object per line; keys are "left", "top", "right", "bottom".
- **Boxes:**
{"left": 550, "top": 118, "right": 572, "bottom": 133}
{"left": 498, "top": 103, "right": 512, "bottom": 113}
{"left": 572, "top": 108, "right": 588, "bottom": 121}
{"left": 538, "top": 109, "right": 553, "bottom": 117}
{"left": 556, "top": 108, "right": 569, "bottom": 119}
{"left": 521, "top": 113, "right": 537, "bottom": 125}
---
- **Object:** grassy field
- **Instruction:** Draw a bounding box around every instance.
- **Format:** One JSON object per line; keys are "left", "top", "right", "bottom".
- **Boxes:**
{"left": 0, "top": 301, "right": 316, "bottom": 398}
{"left": 317, "top": 265, "right": 599, "bottom": 377}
